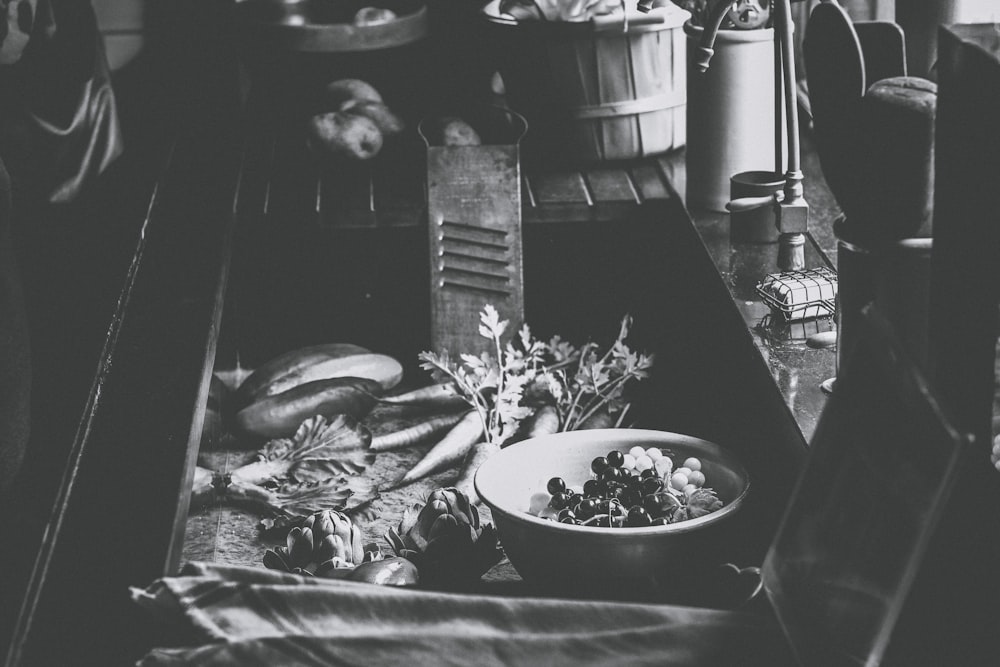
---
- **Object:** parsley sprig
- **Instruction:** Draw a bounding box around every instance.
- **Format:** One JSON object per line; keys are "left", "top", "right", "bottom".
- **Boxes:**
{"left": 419, "top": 306, "right": 540, "bottom": 446}
{"left": 549, "top": 314, "right": 654, "bottom": 431}
{"left": 418, "top": 306, "right": 654, "bottom": 444}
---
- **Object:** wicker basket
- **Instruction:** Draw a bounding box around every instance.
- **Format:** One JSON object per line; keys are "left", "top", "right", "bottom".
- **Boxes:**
{"left": 483, "top": 2, "right": 688, "bottom": 164}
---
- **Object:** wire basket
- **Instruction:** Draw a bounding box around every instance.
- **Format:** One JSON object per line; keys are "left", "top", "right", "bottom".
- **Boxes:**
{"left": 756, "top": 267, "right": 837, "bottom": 321}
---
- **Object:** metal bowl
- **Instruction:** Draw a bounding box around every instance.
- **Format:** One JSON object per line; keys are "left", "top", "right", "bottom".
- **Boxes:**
{"left": 475, "top": 429, "right": 750, "bottom": 598}
{"left": 233, "top": 0, "right": 429, "bottom": 53}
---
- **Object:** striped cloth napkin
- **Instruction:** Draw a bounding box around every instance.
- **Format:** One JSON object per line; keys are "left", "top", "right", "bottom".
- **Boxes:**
{"left": 131, "top": 562, "right": 793, "bottom": 666}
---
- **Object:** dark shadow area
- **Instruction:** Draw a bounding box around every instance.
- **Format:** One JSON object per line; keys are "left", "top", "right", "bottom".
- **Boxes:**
{"left": 0, "top": 0, "right": 242, "bottom": 656}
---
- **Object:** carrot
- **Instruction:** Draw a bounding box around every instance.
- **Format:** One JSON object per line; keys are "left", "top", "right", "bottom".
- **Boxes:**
{"left": 378, "top": 383, "right": 466, "bottom": 409}
{"left": 371, "top": 411, "right": 468, "bottom": 452}
{"left": 578, "top": 408, "right": 615, "bottom": 430}
{"left": 387, "top": 410, "right": 483, "bottom": 489}
{"left": 525, "top": 405, "right": 560, "bottom": 439}
{"left": 453, "top": 440, "right": 500, "bottom": 505}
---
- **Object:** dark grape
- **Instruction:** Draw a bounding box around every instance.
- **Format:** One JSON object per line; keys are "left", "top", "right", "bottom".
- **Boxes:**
{"left": 607, "top": 450, "right": 625, "bottom": 467}
{"left": 599, "top": 466, "right": 622, "bottom": 482}
{"left": 626, "top": 507, "right": 652, "bottom": 527}
{"left": 643, "top": 491, "right": 681, "bottom": 519}
{"left": 549, "top": 491, "right": 570, "bottom": 510}
{"left": 621, "top": 489, "right": 642, "bottom": 508}
{"left": 591, "top": 456, "right": 609, "bottom": 474}
{"left": 546, "top": 477, "right": 566, "bottom": 495}
{"left": 575, "top": 498, "right": 597, "bottom": 520}
{"left": 640, "top": 476, "right": 664, "bottom": 495}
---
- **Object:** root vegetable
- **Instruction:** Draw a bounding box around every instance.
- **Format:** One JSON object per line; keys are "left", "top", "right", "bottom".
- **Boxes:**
{"left": 237, "top": 343, "right": 369, "bottom": 404}
{"left": 578, "top": 408, "right": 615, "bottom": 430}
{"left": 371, "top": 411, "right": 468, "bottom": 452}
{"left": 388, "top": 410, "right": 483, "bottom": 489}
{"left": 248, "top": 352, "right": 403, "bottom": 401}
{"left": 342, "top": 101, "right": 405, "bottom": 137}
{"left": 308, "top": 111, "right": 383, "bottom": 161}
{"left": 524, "top": 404, "right": 560, "bottom": 439}
{"left": 378, "top": 383, "right": 466, "bottom": 408}
{"left": 453, "top": 440, "right": 500, "bottom": 505}
{"left": 323, "top": 79, "right": 383, "bottom": 109}
{"left": 235, "top": 377, "right": 382, "bottom": 439}
{"left": 440, "top": 117, "right": 482, "bottom": 146}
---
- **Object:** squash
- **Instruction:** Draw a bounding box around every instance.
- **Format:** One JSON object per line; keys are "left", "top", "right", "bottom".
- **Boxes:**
{"left": 235, "top": 377, "right": 382, "bottom": 439}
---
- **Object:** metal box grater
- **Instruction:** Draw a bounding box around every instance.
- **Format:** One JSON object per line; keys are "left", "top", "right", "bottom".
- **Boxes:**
{"left": 421, "top": 109, "right": 528, "bottom": 355}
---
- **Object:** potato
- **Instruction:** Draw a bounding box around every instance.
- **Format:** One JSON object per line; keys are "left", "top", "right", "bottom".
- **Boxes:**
{"left": 323, "top": 79, "right": 383, "bottom": 110}
{"left": 342, "top": 101, "right": 405, "bottom": 137}
{"left": 307, "top": 111, "right": 384, "bottom": 161}
{"left": 439, "top": 117, "right": 482, "bottom": 147}
{"left": 353, "top": 6, "right": 397, "bottom": 26}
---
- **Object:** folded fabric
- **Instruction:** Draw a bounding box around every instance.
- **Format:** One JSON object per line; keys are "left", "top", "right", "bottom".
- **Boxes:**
{"left": 132, "top": 562, "right": 793, "bottom": 666}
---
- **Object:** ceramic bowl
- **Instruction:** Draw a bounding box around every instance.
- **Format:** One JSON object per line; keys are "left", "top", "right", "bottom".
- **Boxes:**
{"left": 233, "top": 0, "right": 429, "bottom": 53}
{"left": 475, "top": 429, "right": 750, "bottom": 597}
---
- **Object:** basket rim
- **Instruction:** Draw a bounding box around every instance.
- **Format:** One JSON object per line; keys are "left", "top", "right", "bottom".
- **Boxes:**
{"left": 481, "top": 1, "right": 688, "bottom": 35}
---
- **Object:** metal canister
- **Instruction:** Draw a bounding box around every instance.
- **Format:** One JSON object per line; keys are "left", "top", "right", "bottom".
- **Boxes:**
{"left": 872, "top": 238, "right": 933, "bottom": 370}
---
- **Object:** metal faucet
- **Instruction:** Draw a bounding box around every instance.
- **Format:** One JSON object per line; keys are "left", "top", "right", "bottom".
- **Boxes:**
{"left": 640, "top": 0, "right": 809, "bottom": 270}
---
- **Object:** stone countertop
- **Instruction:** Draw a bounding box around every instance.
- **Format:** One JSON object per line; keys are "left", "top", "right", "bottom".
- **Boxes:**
{"left": 661, "top": 132, "right": 843, "bottom": 443}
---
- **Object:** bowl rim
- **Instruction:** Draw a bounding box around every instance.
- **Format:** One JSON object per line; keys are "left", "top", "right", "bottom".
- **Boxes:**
{"left": 233, "top": 0, "right": 429, "bottom": 53}
{"left": 475, "top": 428, "right": 750, "bottom": 536}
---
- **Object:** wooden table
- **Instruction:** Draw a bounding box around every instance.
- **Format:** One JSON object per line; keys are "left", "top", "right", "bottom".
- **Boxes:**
{"left": 7, "top": 82, "right": 812, "bottom": 664}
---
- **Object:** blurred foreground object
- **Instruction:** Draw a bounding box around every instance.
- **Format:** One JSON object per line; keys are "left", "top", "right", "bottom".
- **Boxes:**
{"left": 0, "top": 0, "right": 123, "bottom": 203}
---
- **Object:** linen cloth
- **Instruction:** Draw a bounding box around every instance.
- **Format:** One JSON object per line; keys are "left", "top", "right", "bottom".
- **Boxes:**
{"left": 132, "top": 562, "right": 793, "bottom": 666}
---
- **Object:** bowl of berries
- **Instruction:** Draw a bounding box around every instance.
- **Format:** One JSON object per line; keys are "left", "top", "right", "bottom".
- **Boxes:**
{"left": 475, "top": 428, "right": 750, "bottom": 599}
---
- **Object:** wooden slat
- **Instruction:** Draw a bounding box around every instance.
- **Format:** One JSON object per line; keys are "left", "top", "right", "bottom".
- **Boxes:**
{"left": 583, "top": 167, "right": 642, "bottom": 204}
{"left": 597, "top": 33, "right": 638, "bottom": 160}
{"left": 630, "top": 162, "right": 672, "bottom": 201}
{"left": 529, "top": 171, "right": 592, "bottom": 206}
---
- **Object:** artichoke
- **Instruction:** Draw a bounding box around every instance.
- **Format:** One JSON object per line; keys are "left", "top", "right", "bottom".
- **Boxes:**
{"left": 385, "top": 487, "right": 503, "bottom": 586}
{"left": 263, "top": 509, "right": 381, "bottom": 576}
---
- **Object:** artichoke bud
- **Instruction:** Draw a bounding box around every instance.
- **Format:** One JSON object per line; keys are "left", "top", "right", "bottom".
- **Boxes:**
{"left": 350, "top": 524, "right": 364, "bottom": 566}
{"left": 286, "top": 526, "right": 302, "bottom": 553}
{"left": 384, "top": 487, "right": 503, "bottom": 586}
{"left": 428, "top": 513, "right": 460, "bottom": 541}
{"left": 317, "top": 534, "right": 338, "bottom": 563}
{"left": 418, "top": 500, "right": 449, "bottom": 536}
{"left": 288, "top": 526, "right": 316, "bottom": 568}
{"left": 330, "top": 534, "right": 347, "bottom": 561}
{"left": 362, "top": 542, "right": 385, "bottom": 563}
{"left": 267, "top": 509, "right": 369, "bottom": 575}
{"left": 263, "top": 547, "right": 293, "bottom": 572}
{"left": 314, "top": 511, "right": 336, "bottom": 541}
